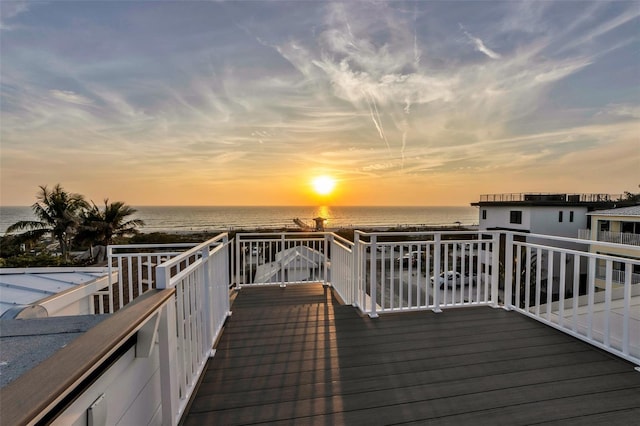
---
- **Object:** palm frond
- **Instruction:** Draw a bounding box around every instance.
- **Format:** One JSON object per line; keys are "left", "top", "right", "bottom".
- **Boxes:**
{"left": 11, "top": 229, "right": 49, "bottom": 244}
{"left": 5, "top": 220, "right": 50, "bottom": 234}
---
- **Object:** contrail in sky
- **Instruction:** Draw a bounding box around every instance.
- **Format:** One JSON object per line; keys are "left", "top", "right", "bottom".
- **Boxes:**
{"left": 413, "top": 5, "right": 420, "bottom": 67}
{"left": 364, "top": 91, "right": 390, "bottom": 151}
{"left": 401, "top": 130, "right": 407, "bottom": 168}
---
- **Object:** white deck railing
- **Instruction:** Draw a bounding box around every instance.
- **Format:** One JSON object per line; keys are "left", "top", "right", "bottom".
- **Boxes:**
{"left": 232, "top": 230, "right": 639, "bottom": 366}
{"left": 155, "top": 234, "right": 232, "bottom": 425}
{"left": 503, "top": 232, "right": 640, "bottom": 366}
{"left": 352, "top": 231, "right": 500, "bottom": 317}
{"left": 578, "top": 229, "right": 640, "bottom": 246}
{"left": 577, "top": 228, "right": 591, "bottom": 240}
{"left": 597, "top": 230, "right": 640, "bottom": 246}
{"left": 60, "top": 229, "right": 636, "bottom": 425}
{"left": 596, "top": 266, "right": 640, "bottom": 285}
{"left": 14, "top": 229, "right": 637, "bottom": 425}
{"left": 328, "top": 234, "right": 355, "bottom": 305}
{"left": 104, "top": 243, "right": 198, "bottom": 313}
{"left": 235, "top": 232, "right": 328, "bottom": 287}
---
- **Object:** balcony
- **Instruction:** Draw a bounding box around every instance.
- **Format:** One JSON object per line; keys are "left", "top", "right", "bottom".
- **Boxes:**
{"left": 595, "top": 266, "right": 640, "bottom": 285}
{"left": 579, "top": 229, "right": 640, "bottom": 246}
{"left": 2, "top": 230, "right": 639, "bottom": 425}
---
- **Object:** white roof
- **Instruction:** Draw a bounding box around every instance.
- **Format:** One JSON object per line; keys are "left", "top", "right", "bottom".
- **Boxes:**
{"left": 275, "top": 246, "right": 323, "bottom": 267}
{"left": 0, "top": 268, "right": 111, "bottom": 317}
{"left": 587, "top": 205, "right": 640, "bottom": 217}
{"left": 254, "top": 246, "right": 324, "bottom": 283}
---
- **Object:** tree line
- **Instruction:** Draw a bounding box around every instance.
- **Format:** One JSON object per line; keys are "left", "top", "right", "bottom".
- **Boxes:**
{"left": 3, "top": 184, "right": 144, "bottom": 264}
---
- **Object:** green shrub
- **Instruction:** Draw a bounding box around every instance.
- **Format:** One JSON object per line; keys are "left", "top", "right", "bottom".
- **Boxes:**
{"left": 1, "top": 253, "right": 79, "bottom": 268}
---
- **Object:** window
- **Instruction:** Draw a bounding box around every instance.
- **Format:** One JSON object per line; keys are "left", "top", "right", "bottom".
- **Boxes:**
{"left": 621, "top": 221, "right": 640, "bottom": 234}
{"left": 569, "top": 211, "right": 574, "bottom": 222}
{"left": 558, "top": 211, "right": 563, "bottom": 222}
{"left": 510, "top": 210, "right": 522, "bottom": 224}
{"left": 482, "top": 209, "right": 487, "bottom": 220}
{"left": 599, "top": 220, "right": 610, "bottom": 232}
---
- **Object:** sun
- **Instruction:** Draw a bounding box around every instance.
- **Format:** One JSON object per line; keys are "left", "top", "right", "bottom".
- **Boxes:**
{"left": 311, "top": 176, "right": 336, "bottom": 196}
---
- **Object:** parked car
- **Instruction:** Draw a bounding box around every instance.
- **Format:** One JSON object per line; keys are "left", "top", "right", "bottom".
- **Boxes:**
{"left": 430, "top": 271, "right": 476, "bottom": 288}
{"left": 395, "top": 251, "right": 421, "bottom": 267}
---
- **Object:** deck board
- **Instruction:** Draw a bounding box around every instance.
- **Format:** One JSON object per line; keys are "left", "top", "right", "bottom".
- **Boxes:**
{"left": 182, "top": 284, "right": 640, "bottom": 425}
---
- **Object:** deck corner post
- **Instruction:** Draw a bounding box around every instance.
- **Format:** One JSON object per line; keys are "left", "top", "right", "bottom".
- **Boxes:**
{"left": 503, "top": 233, "right": 514, "bottom": 310}
{"left": 235, "top": 235, "right": 241, "bottom": 290}
{"left": 324, "top": 233, "right": 331, "bottom": 286}
{"left": 201, "top": 245, "right": 214, "bottom": 349}
{"left": 353, "top": 232, "right": 361, "bottom": 309}
{"left": 433, "top": 234, "right": 441, "bottom": 312}
{"left": 280, "top": 234, "right": 286, "bottom": 287}
{"left": 369, "top": 235, "right": 378, "bottom": 317}
{"left": 490, "top": 232, "right": 500, "bottom": 308}
{"left": 107, "top": 245, "right": 115, "bottom": 313}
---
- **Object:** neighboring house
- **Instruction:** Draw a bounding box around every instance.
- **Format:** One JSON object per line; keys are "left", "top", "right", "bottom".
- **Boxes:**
{"left": 471, "top": 193, "right": 627, "bottom": 296}
{"left": 582, "top": 205, "right": 640, "bottom": 287}
{"left": 472, "top": 193, "right": 622, "bottom": 237}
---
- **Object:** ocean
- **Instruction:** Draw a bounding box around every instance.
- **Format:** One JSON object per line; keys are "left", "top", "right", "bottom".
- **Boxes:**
{"left": 0, "top": 205, "right": 478, "bottom": 234}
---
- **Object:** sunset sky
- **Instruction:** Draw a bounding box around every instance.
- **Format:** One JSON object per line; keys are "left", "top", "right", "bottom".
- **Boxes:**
{"left": 1, "top": 1, "right": 638, "bottom": 206}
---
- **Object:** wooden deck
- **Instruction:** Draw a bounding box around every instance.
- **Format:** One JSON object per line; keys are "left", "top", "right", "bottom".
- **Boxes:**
{"left": 182, "top": 284, "right": 640, "bottom": 425}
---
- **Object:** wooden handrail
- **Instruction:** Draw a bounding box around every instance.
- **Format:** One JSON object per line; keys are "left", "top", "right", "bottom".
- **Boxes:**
{"left": 0, "top": 288, "right": 175, "bottom": 426}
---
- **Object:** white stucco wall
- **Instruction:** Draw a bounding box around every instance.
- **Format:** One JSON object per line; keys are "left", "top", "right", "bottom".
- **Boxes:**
{"left": 529, "top": 206, "right": 588, "bottom": 238}
{"left": 479, "top": 206, "right": 531, "bottom": 231}
{"left": 479, "top": 205, "right": 588, "bottom": 237}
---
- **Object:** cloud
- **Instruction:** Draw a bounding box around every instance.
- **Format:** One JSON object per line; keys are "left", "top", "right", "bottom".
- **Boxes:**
{"left": 462, "top": 28, "right": 502, "bottom": 59}
{"left": 0, "top": 0, "right": 30, "bottom": 31}
{"left": 312, "top": 59, "right": 455, "bottom": 107}
{"left": 532, "top": 58, "right": 592, "bottom": 83}
{"left": 558, "top": 7, "right": 640, "bottom": 54}
{"left": 49, "top": 89, "right": 94, "bottom": 105}
{"left": 599, "top": 104, "right": 640, "bottom": 119}
{"left": 1, "top": 1, "right": 638, "bottom": 205}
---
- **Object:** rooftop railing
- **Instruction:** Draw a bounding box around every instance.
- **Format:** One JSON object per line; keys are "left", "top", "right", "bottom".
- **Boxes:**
{"left": 503, "top": 232, "right": 640, "bottom": 366}
{"left": 103, "top": 242, "right": 199, "bottom": 313}
{"left": 6, "top": 229, "right": 638, "bottom": 425}
{"left": 351, "top": 230, "right": 500, "bottom": 316}
{"left": 235, "top": 232, "right": 328, "bottom": 287}
{"left": 479, "top": 193, "right": 623, "bottom": 203}
{"left": 104, "top": 230, "right": 640, "bottom": 364}
{"left": 155, "top": 234, "right": 232, "bottom": 425}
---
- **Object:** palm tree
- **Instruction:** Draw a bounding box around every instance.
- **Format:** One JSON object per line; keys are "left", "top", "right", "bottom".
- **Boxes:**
{"left": 6, "top": 184, "right": 88, "bottom": 260}
{"left": 78, "top": 199, "right": 145, "bottom": 249}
